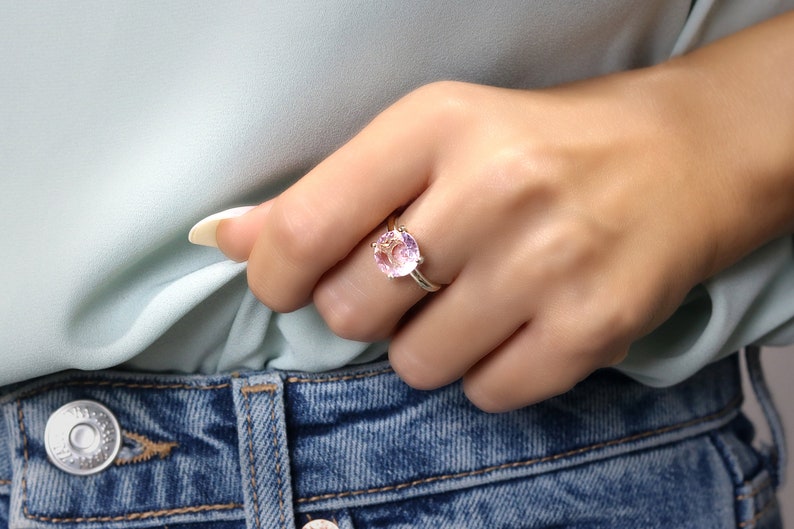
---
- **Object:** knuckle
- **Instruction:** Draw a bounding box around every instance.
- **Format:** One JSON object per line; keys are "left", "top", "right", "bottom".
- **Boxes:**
{"left": 486, "top": 141, "right": 563, "bottom": 195}
{"left": 607, "top": 347, "right": 630, "bottom": 367}
{"left": 516, "top": 218, "right": 603, "bottom": 289}
{"left": 464, "top": 144, "right": 567, "bottom": 236}
{"left": 245, "top": 268, "right": 270, "bottom": 304}
{"left": 401, "top": 80, "right": 475, "bottom": 127}
{"left": 593, "top": 299, "right": 644, "bottom": 349}
{"left": 560, "top": 329, "right": 629, "bottom": 377}
{"left": 395, "top": 369, "right": 444, "bottom": 392}
{"left": 246, "top": 266, "right": 303, "bottom": 313}
{"left": 543, "top": 378, "right": 580, "bottom": 401}
{"left": 389, "top": 348, "right": 450, "bottom": 391}
{"left": 465, "top": 377, "right": 575, "bottom": 413}
{"left": 409, "top": 80, "right": 467, "bottom": 104}
{"left": 317, "top": 299, "right": 377, "bottom": 342}
{"left": 268, "top": 197, "right": 327, "bottom": 267}
{"left": 487, "top": 143, "right": 550, "bottom": 181}
{"left": 462, "top": 383, "right": 511, "bottom": 414}
{"left": 322, "top": 312, "right": 364, "bottom": 342}
{"left": 537, "top": 219, "right": 597, "bottom": 268}
{"left": 313, "top": 281, "right": 394, "bottom": 342}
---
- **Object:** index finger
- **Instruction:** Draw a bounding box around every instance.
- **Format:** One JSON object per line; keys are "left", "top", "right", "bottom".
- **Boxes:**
{"left": 243, "top": 87, "right": 445, "bottom": 312}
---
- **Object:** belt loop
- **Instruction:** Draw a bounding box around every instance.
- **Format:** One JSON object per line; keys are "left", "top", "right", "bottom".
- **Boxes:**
{"left": 744, "top": 346, "right": 787, "bottom": 488}
{"left": 232, "top": 374, "right": 295, "bottom": 529}
{"left": 0, "top": 404, "right": 10, "bottom": 491}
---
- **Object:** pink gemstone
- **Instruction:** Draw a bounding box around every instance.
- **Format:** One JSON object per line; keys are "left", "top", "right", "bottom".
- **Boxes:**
{"left": 373, "top": 229, "right": 421, "bottom": 278}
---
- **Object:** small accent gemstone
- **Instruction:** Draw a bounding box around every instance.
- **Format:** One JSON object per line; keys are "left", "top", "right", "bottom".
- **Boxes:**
{"left": 373, "top": 229, "right": 421, "bottom": 278}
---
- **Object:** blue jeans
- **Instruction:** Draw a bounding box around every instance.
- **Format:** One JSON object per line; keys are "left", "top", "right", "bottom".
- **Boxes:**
{"left": 0, "top": 351, "right": 783, "bottom": 528}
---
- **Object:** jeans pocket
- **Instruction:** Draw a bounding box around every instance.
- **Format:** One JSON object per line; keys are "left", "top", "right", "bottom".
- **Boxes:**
{"left": 710, "top": 415, "right": 783, "bottom": 529}
{"left": 313, "top": 435, "right": 747, "bottom": 529}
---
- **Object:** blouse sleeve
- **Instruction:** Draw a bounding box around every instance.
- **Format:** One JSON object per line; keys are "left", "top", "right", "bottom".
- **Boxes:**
{"left": 618, "top": 236, "right": 794, "bottom": 386}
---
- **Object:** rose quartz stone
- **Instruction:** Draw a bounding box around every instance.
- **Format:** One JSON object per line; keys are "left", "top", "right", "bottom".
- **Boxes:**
{"left": 373, "top": 229, "right": 420, "bottom": 278}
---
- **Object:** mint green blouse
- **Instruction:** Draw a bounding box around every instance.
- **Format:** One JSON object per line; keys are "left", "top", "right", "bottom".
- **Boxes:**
{"left": 1, "top": 0, "right": 792, "bottom": 387}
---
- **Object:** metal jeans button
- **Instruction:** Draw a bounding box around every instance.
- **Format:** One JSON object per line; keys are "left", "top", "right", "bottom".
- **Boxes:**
{"left": 302, "top": 520, "right": 339, "bottom": 529}
{"left": 44, "top": 400, "right": 122, "bottom": 475}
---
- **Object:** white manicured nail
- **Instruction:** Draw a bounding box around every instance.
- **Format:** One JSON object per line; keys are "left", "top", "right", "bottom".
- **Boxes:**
{"left": 188, "top": 206, "right": 256, "bottom": 247}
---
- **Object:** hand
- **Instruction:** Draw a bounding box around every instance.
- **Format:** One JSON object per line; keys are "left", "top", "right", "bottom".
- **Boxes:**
{"left": 214, "top": 75, "right": 721, "bottom": 411}
{"left": 215, "top": 9, "right": 794, "bottom": 411}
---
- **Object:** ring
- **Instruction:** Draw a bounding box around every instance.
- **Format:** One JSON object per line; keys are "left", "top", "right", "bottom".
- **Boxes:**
{"left": 371, "top": 216, "right": 441, "bottom": 292}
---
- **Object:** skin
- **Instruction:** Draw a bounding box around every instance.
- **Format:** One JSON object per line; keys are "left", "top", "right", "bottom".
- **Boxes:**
{"left": 216, "top": 11, "right": 794, "bottom": 412}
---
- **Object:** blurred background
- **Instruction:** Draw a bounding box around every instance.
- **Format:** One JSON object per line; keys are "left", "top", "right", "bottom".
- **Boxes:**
{"left": 745, "top": 346, "right": 793, "bottom": 523}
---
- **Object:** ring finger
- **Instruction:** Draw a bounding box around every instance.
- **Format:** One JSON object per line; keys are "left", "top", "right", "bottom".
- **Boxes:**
{"left": 312, "top": 191, "right": 467, "bottom": 343}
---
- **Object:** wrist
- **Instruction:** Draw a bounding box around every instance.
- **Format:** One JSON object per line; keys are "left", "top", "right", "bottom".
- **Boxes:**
{"left": 640, "top": 35, "right": 794, "bottom": 279}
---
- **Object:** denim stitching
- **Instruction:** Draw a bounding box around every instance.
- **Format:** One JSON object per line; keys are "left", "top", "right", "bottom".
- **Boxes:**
{"left": 286, "top": 368, "right": 393, "bottom": 384}
{"left": 241, "top": 383, "right": 288, "bottom": 528}
{"left": 25, "top": 503, "right": 243, "bottom": 524}
{"left": 12, "top": 367, "right": 386, "bottom": 401}
{"left": 115, "top": 430, "right": 179, "bottom": 466}
{"left": 241, "top": 384, "right": 279, "bottom": 395}
{"left": 1, "top": 380, "right": 230, "bottom": 496}
{"left": 16, "top": 396, "right": 243, "bottom": 524}
{"left": 18, "top": 380, "right": 230, "bottom": 400}
{"left": 296, "top": 394, "right": 743, "bottom": 504}
{"left": 269, "top": 388, "right": 288, "bottom": 529}
{"left": 16, "top": 400, "right": 31, "bottom": 515}
{"left": 738, "top": 496, "right": 778, "bottom": 528}
{"left": 736, "top": 478, "right": 777, "bottom": 528}
{"left": 7, "top": 371, "right": 741, "bottom": 517}
{"left": 735, "top": 478, "right": 772, "bottom": 501}
{"left": 242, "top": 384, "right": 264, "bottom": 529}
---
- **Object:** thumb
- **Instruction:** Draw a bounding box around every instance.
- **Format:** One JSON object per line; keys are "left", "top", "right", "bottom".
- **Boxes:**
{"left": 188, "top": 201, "right": 273, "bottom": 262}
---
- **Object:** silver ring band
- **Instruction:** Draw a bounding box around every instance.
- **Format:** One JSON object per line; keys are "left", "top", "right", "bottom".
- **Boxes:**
{"left": 409, "top": 268, "right": 441, "bottom": 292}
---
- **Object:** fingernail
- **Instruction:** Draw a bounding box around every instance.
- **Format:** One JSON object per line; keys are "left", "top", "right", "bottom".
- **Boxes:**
{"left": 188, "top": 206, "right": 256, "bottom": 248}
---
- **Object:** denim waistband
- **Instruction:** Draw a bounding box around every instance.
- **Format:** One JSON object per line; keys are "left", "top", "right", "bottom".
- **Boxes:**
{"left": 0, "top": 355, "right": 744, "bottom": 529}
